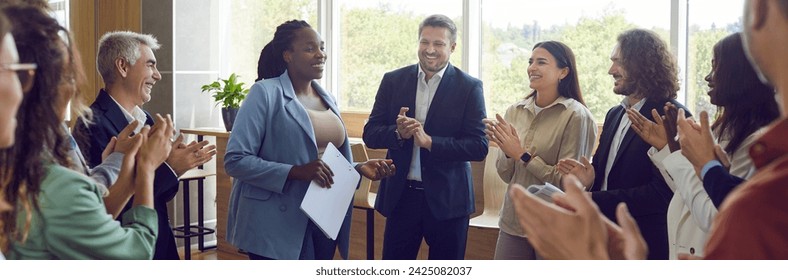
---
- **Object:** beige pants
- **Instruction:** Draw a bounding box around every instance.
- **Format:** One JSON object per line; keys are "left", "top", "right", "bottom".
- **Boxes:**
{"left": 493, "top": 230, "right": 542, "bottom": 260}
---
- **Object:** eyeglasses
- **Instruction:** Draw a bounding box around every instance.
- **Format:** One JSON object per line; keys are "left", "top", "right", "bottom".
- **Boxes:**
{"left": 0, "top": 63, "right": 37, "bottom": 93}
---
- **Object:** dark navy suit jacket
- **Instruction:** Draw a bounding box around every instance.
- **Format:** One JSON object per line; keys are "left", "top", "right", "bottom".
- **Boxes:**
{"left": 363, "top": 64, "right": 488, "bottom": 221}
{"left": 590, "top": 98, "right": 690, "bottom": 260}
{"left": 73, "top": 89, "right": 180, "bottom": 260}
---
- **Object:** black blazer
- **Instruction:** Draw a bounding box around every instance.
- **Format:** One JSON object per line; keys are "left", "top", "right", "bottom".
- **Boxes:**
{"left": 363, "top": 64, "right": 488, "bottom": 220}
{"left": 590, "top": 98, "right": 690, "bottom": 260}
{"left": 73, "top": 89, "right": 180, "bottom": 260}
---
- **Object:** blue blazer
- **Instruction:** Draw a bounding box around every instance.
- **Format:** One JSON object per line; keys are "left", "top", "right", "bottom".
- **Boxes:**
{"left": 224, "top": 71, "right": 353, "bottom": 260}
{"left": 590, "top": 98, "right": 690, "bottom": 260}
{"left": 363, "top": 64, "right": 488, "bottom": 220}
{"left": 73, "top": 89, "right": 180, "bottom": 260}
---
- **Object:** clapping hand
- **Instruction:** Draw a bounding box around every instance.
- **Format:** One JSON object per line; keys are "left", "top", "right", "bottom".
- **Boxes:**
{"left": 627, "top": 108, "right": 668, "bottom": 150}
{"left": 663, "top": 103, "right": 681, "bottom": 152}
{"left": 137, "top": 114, "right": 175, "bottom": 172}
{"left": 356, "top": 159, "right": 396, "bottom": 180}
{"left": 556, "top": 157, "right": 594, "bottom": 190}
{"left": 484, "top": 114, "right": 526, "bottom": 159}
{"left": 677, "top": 110, "right": 717, "bottom": 176}
{"left": 101, "top": 120, "right": 139, "bottom": 161}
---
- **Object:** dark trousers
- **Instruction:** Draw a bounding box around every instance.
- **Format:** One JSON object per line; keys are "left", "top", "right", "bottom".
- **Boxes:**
{"left": 381, "top": 186, "right": 469, "bottom": 260}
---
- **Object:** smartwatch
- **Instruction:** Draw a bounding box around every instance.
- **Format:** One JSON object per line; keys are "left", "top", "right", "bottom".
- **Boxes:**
{"left": 520, "top": 152, "right": 532, "bottom": 163}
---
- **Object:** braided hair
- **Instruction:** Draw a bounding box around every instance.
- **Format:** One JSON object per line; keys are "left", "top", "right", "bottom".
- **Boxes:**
{"left": 256, "top": 20, "right": 311, "bottom": 81}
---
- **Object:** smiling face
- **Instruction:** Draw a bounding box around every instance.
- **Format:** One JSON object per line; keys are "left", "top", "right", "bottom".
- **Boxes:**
{"left": 418, "top": 26, "right": 455, "bottom": 80}
{"left": 284, "top": 27, "right": 326, "bottom": 82}
{"left": 123, "top": 44, "right": 160, "bottom": 105}
{"left": 0, "top": 33, "right": 23, "bottom": 148}
{"left": 608, "top": 44, "right": 632, "bottom": 96}
{"left": 705, "top": 55, "right": 719, "bottom": 105}
{"left": 527, "top": 47, "right": 568, "bottom": 92}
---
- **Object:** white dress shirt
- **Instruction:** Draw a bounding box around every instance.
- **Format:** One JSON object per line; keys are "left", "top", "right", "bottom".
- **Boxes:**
{"left": 108, "top": 94, "right": 147, "bottom": 134}
{"left": 406, "top": 64, "right": 447, "bottom": 181}
{"left": 601, "top": 97, "right": 646, "bottom": 191}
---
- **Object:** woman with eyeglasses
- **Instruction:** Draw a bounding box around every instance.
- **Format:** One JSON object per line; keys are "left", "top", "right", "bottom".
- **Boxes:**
{"left": 0, "top": 11, "right": 27, "bottom": 261}
{"left": 0, "top": 5, "right": 172, "bottom": 259}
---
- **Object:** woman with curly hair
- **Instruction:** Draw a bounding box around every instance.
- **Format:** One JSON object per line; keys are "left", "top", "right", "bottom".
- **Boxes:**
{"left": 0, "top": 4, "right": 173, "bottom": 259}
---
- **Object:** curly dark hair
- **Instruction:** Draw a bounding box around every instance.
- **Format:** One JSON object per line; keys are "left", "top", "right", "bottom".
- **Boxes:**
{"left": 709, "top": 32, "right": 778, "bottom": 155}
{"left": 256, "top": 20, "right": 311, "bottom": 81}
{"left": 616, "top": 29, "right": 679, "bottom": 102}
{"left": 527, "top": 41, "right": 585, "bottom": 105}
{"left": 0, "top": 4, "right": 74, "bottom": 250}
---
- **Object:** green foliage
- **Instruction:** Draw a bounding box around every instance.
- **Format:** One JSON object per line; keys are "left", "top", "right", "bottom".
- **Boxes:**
{"left": 339, "top": 4, "right": 463, "bottom": 111}
{"left": 229, "top": 0, "right": 318, "bottom": 87}
{"left": 687, "top": 27, "right": 729, "bottom": 115}
{"left": 201, "top": 73, "right": 250, "bottom": 109}
{"left": 227, "top": 2, "right": 734, "bottom": 123}
{"left": 560, "top": 12, "right": 636, "bottom": 121}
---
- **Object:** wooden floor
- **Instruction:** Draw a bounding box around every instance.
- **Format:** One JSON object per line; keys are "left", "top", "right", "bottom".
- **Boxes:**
{"left": 179, "top": 247, "right": 218, "bottom": 260}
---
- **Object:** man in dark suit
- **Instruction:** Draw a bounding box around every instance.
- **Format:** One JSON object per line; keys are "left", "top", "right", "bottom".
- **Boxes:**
{"left": 74, "top": 31, "right": 215, "bottom": 260}
{"left": 363, "top": 14, "right": 488, "bottom": 260}
{"left": 558, "top": 29, "right": 690, "bottom": 260}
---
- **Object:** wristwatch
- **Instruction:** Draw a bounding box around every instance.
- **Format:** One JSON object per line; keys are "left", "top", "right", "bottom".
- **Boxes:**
{"left": 520, "top": 151, "right": 532, "bottom": 163}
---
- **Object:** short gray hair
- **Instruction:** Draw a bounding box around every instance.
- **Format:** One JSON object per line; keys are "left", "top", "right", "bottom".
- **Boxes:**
{"left": 96, "top": 31, "right": 160, "bottom": 85}
{"left": 419, "top": 14, "right": 457, "bottom": 44}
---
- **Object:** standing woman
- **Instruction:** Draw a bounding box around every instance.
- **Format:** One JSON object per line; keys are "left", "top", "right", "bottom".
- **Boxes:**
{"left": 485, "top": 41, "right": 597, "bottom": 260}
{"left": 224, "top": 20, "right": 394, "bottom": 260}
{"left": 0, "top": 5, "right": 172, "bottom": 259}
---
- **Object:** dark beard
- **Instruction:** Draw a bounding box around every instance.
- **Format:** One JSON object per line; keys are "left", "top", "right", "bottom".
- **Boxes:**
{"left": 614, "top": 81, "right": 634, "bottom": 96}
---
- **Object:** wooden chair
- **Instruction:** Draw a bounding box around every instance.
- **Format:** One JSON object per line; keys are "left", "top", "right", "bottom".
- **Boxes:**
{"left": 350, "top": 143, "right": 377, "bottom": 259}
{"left": 469, "top": 146, "right": 508, "bottom": 229}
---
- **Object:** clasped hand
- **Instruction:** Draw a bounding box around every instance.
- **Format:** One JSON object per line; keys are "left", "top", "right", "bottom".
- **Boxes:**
{"left": 484, "top": 113, "right": 528, "bottom": 159}
{"left": 397, "top": 107, "right": 432, "bottom": 149}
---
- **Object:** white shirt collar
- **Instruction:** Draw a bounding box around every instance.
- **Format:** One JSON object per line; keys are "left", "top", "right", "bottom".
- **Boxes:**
{"left": 107, "top": 94, "right": 146, "bottom": 133}
{"left": 418, "top": 63, "right": 448, "bottom": 83}
{"left": 620, "top": 96, "right": 647, "bottom": 111}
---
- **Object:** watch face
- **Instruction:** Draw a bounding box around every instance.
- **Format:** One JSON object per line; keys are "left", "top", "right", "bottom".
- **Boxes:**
{"left": 520, "top": 152, "right": 531, "bottom": 163}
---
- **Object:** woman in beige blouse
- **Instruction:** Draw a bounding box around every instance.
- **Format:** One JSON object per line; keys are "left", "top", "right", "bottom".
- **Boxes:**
{"left": 485, "top": 41, "right": 597, "bottom": 259}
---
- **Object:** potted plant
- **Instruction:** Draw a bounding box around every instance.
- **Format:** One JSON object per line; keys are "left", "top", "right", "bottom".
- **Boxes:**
{"left": 201, "top": 73, "right": 249, "bottom": 131}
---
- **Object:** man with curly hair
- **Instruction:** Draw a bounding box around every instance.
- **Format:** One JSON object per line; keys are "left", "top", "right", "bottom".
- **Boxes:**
{"left": 557, "top": 29, "right": 690, "bottom": 260}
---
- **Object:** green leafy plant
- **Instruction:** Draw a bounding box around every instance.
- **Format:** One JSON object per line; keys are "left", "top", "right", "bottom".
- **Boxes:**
{"left": 200, "top": 73, "right": 249, "bottom": 109}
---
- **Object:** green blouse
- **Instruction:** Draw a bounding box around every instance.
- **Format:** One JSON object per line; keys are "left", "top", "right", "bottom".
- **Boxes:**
{"left": 8, "top": 164, "right": 158, "bottom": 259}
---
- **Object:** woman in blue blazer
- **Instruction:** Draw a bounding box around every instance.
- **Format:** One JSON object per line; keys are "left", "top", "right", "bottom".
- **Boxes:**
{"left": 224, "top": 20, "right": 395, "bottom": 260}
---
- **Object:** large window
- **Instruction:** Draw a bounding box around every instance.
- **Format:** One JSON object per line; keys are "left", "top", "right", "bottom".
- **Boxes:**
{"left": 337, "top": 0, "right": 462, "bottom": 111}
{"left": 481, "top": 0, "right": 670, "bottom": 121}
{"left": 685, "top": 0, "right": 744, "bottom": 116}
{"left": 227, "top": 0, "right": 318, "bottom": 87}
{"left": 216, "top": 0, "right": 744, "bottom": 123}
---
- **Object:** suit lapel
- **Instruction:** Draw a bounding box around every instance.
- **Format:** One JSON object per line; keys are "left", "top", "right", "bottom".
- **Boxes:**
{"left": 280, "top": 71, "right": 317, "bottom": 146}
{"left": 403, "top": 66, "right": 418, "bottom": 119}
{"left": 425, "top": 65, "right": 454, "bottom": 125}
{"left": 610, "top": 100, "right": 659, "bottom": 170}
{"left": 95, "top": 89, "right": 133, "bottom": 134}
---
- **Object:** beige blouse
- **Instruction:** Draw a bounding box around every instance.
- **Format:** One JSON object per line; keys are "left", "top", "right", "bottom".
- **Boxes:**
{"left": 307, "top": 108, "right": 346, "bottom": 157}
{"left": 496, "top": 96, "right": 598, "bottom": 237}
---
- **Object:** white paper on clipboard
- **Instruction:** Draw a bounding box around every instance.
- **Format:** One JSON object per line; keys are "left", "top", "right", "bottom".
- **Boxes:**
{"left": 300, "top": 142, "right": 360, "bottom": 240}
